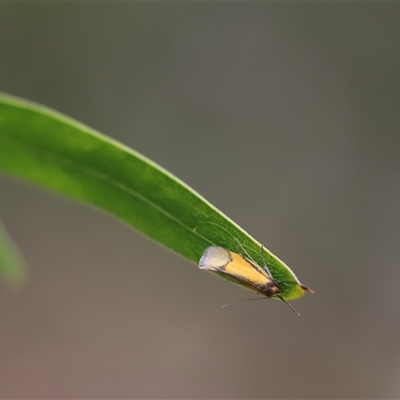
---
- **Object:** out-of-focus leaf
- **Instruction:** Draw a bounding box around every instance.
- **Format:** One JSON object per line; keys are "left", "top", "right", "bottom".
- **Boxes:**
{"left": 0, "top": 220, "right": 26, "bottom": 287}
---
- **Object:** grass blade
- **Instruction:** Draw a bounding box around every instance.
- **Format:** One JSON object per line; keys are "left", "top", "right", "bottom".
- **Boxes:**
{"left": 0, "top": 93, "right": 309, "bottom": 300}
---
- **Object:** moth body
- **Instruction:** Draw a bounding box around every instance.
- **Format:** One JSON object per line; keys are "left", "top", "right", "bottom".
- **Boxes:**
{"left": 199, "top": 246, "right": 281, "bottom": 298}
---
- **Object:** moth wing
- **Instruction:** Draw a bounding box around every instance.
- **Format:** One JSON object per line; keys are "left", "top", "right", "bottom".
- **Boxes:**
{"left": 199, "top": 246, "right": 232, "bottom": 271}
{"left": 222, "top": 252, "right": 271, "bottom": 289}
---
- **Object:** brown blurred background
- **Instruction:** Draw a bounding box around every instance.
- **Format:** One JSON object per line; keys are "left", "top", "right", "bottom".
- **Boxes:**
{"left": 1, "top": 3, "right": 400, "bottom": 398}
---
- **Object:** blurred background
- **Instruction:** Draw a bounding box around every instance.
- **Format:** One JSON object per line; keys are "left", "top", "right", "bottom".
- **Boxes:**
{"left": 1, "top": 3, "right": 400, "bottom": 398}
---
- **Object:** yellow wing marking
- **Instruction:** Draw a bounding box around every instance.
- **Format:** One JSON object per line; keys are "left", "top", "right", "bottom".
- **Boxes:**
{"left": 223, "top": 251, "right": 270, "bottom": 288}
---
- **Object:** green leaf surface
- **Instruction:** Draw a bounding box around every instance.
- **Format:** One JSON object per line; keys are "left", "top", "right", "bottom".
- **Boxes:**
{"left": 0, "top": 93, "right": 310, "bottom": 300}
{"left": 0, "top": 220, "right": 26, "bottom": 287}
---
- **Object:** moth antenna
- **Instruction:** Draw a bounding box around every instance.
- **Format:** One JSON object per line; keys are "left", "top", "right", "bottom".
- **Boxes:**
{"left": 276, "top": 295, "right": 300, "bottom": 316}
{"left": 260, "top": 244, "right": 274, "bottom": 278}
{"left": 232, "top": 237, "right": 268, "bottom": 272}
{"left": 232, "top": 237, "right": 256, "bottom": 263}
{"left": 222, "top": 296, "right": 300, "bottom": 316}
{"left": 221, "top": 297, "right": 270, "bottom": 308}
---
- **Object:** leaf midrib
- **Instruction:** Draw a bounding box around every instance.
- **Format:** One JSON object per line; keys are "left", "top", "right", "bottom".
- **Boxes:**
{"left": 1, "top": 134, "right": 212, "bottom": 246}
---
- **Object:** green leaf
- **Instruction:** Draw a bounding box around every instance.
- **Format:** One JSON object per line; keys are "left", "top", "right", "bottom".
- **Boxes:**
{"left": 0, "top": 219, "right": 26, "bottom": 287}
{"left": 0, "top": 92, "right": 310, "bottom": 300}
